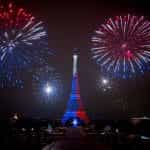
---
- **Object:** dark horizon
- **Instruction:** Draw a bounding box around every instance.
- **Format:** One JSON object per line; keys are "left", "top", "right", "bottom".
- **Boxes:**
{"left": 0, "top": 0, "right": 150, "bottom": 120}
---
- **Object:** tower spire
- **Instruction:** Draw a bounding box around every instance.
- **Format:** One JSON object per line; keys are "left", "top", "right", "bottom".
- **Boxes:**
{"left": 73, "top": 54, "right": 78, "bottom": 76}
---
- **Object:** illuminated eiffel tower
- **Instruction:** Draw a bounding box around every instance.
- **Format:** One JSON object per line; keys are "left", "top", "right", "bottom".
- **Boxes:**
{"left": 62, "top": 53, "right": 89, "bottom": 125}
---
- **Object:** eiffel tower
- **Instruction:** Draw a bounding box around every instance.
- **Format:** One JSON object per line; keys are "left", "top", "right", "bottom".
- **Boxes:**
{"left": 62, "top": 53, "right": 89, "bottom": 125}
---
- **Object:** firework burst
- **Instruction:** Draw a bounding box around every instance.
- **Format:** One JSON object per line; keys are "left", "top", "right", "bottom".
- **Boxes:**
{"left": 0, "top": 3, "right": 51, "bottom": 87}
{"left": 91, "top": 14, "right": 150, "bottom": 78}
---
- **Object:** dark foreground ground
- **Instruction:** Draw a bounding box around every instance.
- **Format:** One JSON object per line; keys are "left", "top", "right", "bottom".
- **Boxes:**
{"left": 1, "top": 119, "right": 150, "bottom": 150}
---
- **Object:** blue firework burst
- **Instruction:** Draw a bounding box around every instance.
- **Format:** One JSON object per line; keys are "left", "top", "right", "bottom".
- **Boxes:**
{"left": 0, "top": 3, "right": 51, "bottom": 87}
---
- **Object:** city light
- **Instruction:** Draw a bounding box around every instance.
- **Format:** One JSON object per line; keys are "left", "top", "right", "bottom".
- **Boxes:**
{"left": 13, "top": 113, "right": 19, "bottom": 120}
{"left": 97, "top": 77, "right": 112, "bottom": 92}
{"left": 44, "top": 83, "right": 53, "bottom": 95}
{"left": 73, "top": 118, "right": 78, "bottom": 127}
{"left": 102, "top": 78, "right": 109, "bottom": 85}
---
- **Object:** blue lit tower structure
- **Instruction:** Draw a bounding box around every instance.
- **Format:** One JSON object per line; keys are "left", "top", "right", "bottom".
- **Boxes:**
{"left": 62, "top": 53, "right": 89, "bottom": 125}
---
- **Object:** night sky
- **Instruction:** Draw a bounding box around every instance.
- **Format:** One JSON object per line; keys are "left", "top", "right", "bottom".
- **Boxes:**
{"left": 1, "top": 0, "right": 150, "bottom": 120}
